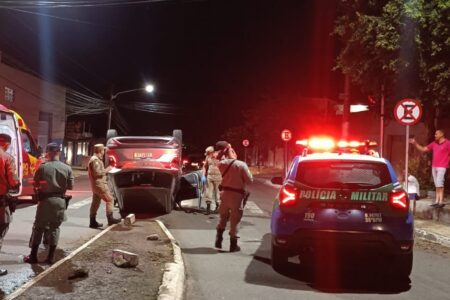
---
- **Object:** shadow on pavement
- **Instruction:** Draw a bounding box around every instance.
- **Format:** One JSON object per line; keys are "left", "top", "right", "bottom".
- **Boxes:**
{"left": 181, "top": 247, "right": 220, "bottom": 255}
{"left": 245, "top": 233, "right": 411, "bottom": 294}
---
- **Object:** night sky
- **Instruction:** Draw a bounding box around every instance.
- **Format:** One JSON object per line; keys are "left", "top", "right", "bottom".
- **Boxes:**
{"left": 0, "top": 0, "right": 341, "bottom": 148}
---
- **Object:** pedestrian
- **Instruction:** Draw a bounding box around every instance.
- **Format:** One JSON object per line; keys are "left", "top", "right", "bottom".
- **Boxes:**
{"left": 410, "top": 129, "right": 450, "bottom": 208}
{"left": 0, "top": 133, "right": 20, "bottom": 275}
{"left": 88, "top": 144, "right": 120, "bottom": 228}
{"left": 24, "top": 143, "right": 73, "bottom": 264}
{"left": 214, "top": 141, "right": 253, "bottom": 252}
{"left": 202, "top": 146, "right": 222, "bottom": 215}
{"left": 401, "top": 170, "right": 420, "bottom": 201}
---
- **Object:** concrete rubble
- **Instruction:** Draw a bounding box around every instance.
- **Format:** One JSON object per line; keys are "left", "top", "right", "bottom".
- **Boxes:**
{"left": 147, "top": 234, "right": 159, "bottom": 241}
{"left": 124, "top": 214, "right": 136, "bottom": 226}
{"left": 112, "top": 249, "right": 139, "bottom": 268}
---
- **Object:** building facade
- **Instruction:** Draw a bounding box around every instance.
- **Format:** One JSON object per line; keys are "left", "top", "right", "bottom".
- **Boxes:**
{"left": 0, "top": 52, "right": 66, "bottom": 149}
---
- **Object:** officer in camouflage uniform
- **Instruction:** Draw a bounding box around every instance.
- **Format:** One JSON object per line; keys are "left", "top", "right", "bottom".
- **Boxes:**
{"left": 0, "top": 134, "right": 20, "bottom": 275}
{"left": 24, "top": 143, "right": 73, "bottom": 264}
{"left": 88, "top": 144, "right": 120, "bottom": 228}
{"left": 214, "top": 141, "right": 253, "bottom": 252}
{"left": 203, "top": 146, "right": 222, "bottom": 215}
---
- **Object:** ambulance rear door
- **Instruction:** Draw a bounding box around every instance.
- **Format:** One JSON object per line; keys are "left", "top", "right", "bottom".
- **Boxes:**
{"left": 0, "top": 109, "right": 23, "bottom": 196}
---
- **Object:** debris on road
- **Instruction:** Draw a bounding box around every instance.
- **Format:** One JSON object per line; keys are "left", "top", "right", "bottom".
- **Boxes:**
{"left": 68, "top": 267, "right": 89, "bottom": 280}
{"left": 112, "top": 249, "right": 139, "bottom": 268}
{"left": 147, "top": 234, "right": 159, "bottom": 241}
{"left": 124, "top": 213, "right": 136, "bottom": 226}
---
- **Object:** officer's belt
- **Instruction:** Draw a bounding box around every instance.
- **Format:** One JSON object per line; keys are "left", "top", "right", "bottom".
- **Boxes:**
{"left": 40, "top": 192, "right": 65, "bottom": 198}
{"left": 220, "top": 186, "right": 246, "bottom": 196}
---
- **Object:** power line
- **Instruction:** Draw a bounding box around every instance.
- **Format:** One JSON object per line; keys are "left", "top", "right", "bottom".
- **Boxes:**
{"left": 0, "top": 0, "right": 172, "bottom": 9}
{"left": 5, "top": 7, "right": 120, "bottom": 28}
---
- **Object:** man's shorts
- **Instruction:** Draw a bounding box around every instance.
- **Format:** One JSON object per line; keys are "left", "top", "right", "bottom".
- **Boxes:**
{"left": 432, "top": 167, "right": 447, "bottom": 188}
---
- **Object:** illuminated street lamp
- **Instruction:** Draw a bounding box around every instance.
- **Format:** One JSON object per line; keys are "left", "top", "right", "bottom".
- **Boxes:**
{"left": 107, "top": 83, "right": 155, "bottom": 130}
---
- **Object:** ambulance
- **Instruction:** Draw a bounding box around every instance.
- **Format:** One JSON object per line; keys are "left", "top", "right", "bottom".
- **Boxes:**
{"left": 0, "top": 104, "right": 42, "bottom": 199}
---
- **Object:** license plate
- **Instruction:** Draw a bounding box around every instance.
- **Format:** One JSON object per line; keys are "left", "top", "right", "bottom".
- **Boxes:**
{"left": 134, "top": 152, "right": 152, "bottom": 159}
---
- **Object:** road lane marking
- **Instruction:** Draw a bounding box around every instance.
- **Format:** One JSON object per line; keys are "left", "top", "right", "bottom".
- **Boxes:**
{"left": 180, "top": 199, "right": 265, "bottom": 215}
{"left": 244, "top": 201, "right": 265, "bottom": 215}
{"left": 68, "top": 197, "right": 92, "bottom": 210}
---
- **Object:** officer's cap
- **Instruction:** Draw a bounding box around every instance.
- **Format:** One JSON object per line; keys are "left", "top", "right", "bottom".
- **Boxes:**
{"left": 204, "top": 146, "right": 214, "bottom": 155}
{"left": 214, "top": 141, "right": 230, "bottom": 152}
{"left": 0, "top": 133, "right": 11, "bottom": 144}
{"left": 94, "top": 144, "right": 105, "bottom": 153}
{"left": 46, "top": 142, "right": 60, "bottom": 152}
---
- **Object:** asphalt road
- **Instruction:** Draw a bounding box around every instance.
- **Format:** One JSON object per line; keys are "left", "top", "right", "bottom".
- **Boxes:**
{"left": 0, "top": 175, "right": 111, "bottom": 296}
{"left": 161, "top": 178, "right": 450, "bottom": 300}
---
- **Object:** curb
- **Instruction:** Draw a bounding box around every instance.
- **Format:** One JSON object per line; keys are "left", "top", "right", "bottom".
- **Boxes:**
{"left": 415, "top": 228, "right": 450, "bottom": 249}
{"left": 5, "top": 223, "right": 118, "bottom": 300}
{"left": 156, "top": 219, "right": 185, "bottom": 300}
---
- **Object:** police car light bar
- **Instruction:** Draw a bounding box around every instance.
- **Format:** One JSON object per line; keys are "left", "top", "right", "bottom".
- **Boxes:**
{"left": 295, "top": 137, "right": 378, "bottom": 153}
{"left": 295, "top": 137, "right": 335, "bottom": 151}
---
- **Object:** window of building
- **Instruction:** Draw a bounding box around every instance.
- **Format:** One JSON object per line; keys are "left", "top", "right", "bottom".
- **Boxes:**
{"left": 4, "top": 87, "right": 14, "bottom": 102}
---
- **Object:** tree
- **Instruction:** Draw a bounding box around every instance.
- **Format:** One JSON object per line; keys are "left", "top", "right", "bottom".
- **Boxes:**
{"left": 334, "top": 0, "right": 450, "bottom": 130}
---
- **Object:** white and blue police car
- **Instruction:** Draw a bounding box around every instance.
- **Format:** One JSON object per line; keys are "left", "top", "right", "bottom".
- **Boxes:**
{"left": 270, "top": 137, "right": 414, "bottom": 277}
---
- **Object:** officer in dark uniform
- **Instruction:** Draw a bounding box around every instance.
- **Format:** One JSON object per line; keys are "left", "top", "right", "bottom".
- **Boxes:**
{"left": 0, "top": 133, "right": 20, "bottom": 275}
{"left": 24, "top": 143, "right": 74, "bottom": 264}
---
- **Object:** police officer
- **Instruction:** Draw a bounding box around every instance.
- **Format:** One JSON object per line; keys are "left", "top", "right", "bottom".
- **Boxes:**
{"left": 24, "top": 143, "right": 73, "bottom": 264}
{"left": 203, "top": 146, "right": 222, "bottom": 215}
{"left": 0, "top": 133, "right": 20, "bottom": 275}
{"left": 88, "top": 144, "right": 120, "bottom": 228}
{"left": 214, "top": 141, "right": 253, "bottom": 252}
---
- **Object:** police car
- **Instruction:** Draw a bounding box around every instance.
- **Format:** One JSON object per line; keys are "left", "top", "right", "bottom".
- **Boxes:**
{"left": 270, "top": 137, "right": 413, "bottom": 277}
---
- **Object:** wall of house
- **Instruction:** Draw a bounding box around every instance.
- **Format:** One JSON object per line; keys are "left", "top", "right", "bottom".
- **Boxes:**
{"left": 0, "top": 59, "right": 66, "bottom": 148}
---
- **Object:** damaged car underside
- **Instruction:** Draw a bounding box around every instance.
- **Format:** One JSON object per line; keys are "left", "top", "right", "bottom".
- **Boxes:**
{"left": 106, "top": 130, "right": 183, "bottom": 216}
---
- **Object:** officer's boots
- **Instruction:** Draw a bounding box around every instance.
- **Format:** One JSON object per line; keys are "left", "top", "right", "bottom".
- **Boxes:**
{"left": 205, "top": 203, "right": 211, "bottom": 215}
{"left": 24, "top": 245, "right": 39, "bottom": 264}
{"left": 230, "top": 237, "right": 241, "bottom": 252}
{"left": 89, "top": 214, "right": 103, "bottom": 229}
{"left": 45, "top": 245, "right": 57, "bottom": 264}
{"left": 107, "top": 213, "right": 121, "bottom": 226}
{"left": 215, "top": 229, "right": 224, "bottom": 249}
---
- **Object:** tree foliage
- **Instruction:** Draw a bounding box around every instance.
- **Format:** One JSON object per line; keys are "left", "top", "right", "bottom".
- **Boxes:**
{"left": 334, "top": 0, "right": 450, "bottom": 125}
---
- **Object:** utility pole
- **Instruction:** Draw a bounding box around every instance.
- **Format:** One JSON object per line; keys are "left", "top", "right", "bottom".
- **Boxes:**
{"left": 341, "top": 75, "right": 350, "bottom": 140}
{"left": 379, "top": 84, "right": 385, "bottom": 157}
{"left": 107, "top": 86, "right": 114, "bottom": 130}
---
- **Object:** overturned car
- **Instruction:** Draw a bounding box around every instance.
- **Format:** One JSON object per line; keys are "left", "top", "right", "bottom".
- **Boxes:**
{"left": 106, "top": 129, "right": 185, "bottom": 216}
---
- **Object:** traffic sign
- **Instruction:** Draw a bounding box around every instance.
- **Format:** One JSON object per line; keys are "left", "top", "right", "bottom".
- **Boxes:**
{"left": 394, "top": 99, "right": 422, "bottom": 126}
{"left": 281, "top": 129, "right": 292, "bottom": 142}
{"left": 242, "top": 139, "right": 250, "bottom": 147}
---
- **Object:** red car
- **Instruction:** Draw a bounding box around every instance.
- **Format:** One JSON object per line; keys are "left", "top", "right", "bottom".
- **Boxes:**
{"left": 106, "top": 130, "right": 183, "bottom": 215}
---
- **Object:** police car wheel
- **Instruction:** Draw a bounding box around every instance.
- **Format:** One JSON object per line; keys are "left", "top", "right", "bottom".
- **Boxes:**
{"left": 271, "top": 243, "right": 289, "bottom": 271}
{"left": 393, "top": 252, "right": 413, "bottom": 278}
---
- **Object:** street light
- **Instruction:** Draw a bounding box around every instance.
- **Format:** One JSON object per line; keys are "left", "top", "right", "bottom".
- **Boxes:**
{"left": 107, "top": 84, "right": 155, "bottom": 130}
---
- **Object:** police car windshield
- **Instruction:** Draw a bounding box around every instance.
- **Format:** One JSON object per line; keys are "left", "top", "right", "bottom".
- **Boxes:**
{"left": 295, "top": 160, "right": 391, "bottom": 189}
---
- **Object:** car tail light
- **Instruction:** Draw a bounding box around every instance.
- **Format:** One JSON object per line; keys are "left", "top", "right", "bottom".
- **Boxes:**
{"left": 279, "top": 185, "right": 298, "bottom": 207}
{"left": 389, "top": 190, "right": 408, "bottom": 210}
{"left": 108, "top": 154, "right": 118, "bottom": 168}
{"left": 171, "top": 157, "right": 180, "bottom": 169}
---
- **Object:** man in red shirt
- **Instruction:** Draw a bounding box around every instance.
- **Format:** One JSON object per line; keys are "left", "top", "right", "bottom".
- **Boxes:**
{"left": 410, "top": 129, "right": 450, "bottom": 208}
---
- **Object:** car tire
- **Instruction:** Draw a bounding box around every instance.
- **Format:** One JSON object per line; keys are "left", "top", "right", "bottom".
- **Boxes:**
{"left": 173, "top": 129, "right": 182, "bottom": 144}
{"left": 106, "top": 129, "right": 118, "bottom": 142}
{"left": 163, "top": 195, "right": 173, "bottom": 214}
{"left": 271, "top": 243, "right": 289, "bottom": 272}
{"left": 394, "top": 252, "right": 413, "bottom": 278}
